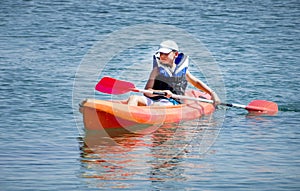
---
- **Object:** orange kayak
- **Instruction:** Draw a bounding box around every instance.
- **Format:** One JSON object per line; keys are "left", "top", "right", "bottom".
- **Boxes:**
{"left": 79, "top": 90, "right": 215, "bottom": 130}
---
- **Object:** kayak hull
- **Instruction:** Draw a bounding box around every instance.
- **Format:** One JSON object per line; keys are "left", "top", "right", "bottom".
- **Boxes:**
{"left": 80, "top": 90, "right": 215, "bottom": 130}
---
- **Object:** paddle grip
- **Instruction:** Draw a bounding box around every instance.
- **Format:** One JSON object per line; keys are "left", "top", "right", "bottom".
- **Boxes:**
{"left": 220, "top": 103, "right": 233, "bottom": 107}
{"left": 153, "top": 91, "right": 167, "bottom": 96}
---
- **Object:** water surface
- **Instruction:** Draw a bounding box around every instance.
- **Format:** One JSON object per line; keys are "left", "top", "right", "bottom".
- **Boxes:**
{"left": 0, "top": 0, "right": 299, "bottom": 190}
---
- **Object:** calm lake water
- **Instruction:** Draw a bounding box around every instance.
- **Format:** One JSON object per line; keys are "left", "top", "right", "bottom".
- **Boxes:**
{"left": 1, "top": 0, "right": 299, "bottom": 190}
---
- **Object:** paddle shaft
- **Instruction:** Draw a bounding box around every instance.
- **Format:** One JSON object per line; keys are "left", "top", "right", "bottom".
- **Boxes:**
{"left": 134, "top": 88, "right": 250, "bottom": 109}
{"left": 173, "top": 93, "right": 274, "bottom": 112}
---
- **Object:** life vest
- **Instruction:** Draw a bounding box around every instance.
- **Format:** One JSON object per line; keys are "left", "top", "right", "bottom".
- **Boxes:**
{"left": 151, "top": 52, "right": 189, "bottom": 102}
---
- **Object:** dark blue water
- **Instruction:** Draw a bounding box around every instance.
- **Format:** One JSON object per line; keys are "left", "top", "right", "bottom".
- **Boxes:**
{"left": 1, "top": 0, "right": 299, "bottom": 190}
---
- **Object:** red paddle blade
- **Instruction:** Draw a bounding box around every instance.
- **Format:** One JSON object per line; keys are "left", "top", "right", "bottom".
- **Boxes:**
{"left": 95, "top": 77, "right": 135, "bottom": 94}
{"left": 246, "top": 100, "right": 278, "bottom": 115}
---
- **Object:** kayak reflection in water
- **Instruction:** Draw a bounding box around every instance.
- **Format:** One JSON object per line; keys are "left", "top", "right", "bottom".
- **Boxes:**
{"left": 127, "top": 40, "right": 221, "bottom": 106}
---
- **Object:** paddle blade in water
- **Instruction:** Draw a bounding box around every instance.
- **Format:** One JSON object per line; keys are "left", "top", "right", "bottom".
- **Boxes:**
{"left": 95, "top": 77, "right": 135, "bottom": 94}
{"left": 246, "top": 100, "right": 278, "bottom": 115}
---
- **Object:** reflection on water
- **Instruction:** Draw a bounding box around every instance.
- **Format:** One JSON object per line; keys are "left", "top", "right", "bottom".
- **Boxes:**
{"left": 78, "top": 114, "right": 221, "bottom": 189}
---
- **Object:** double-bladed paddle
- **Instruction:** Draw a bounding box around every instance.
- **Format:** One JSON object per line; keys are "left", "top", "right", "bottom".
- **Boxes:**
{"left": 95, "top": 77, "right": 278, "bottom": 115}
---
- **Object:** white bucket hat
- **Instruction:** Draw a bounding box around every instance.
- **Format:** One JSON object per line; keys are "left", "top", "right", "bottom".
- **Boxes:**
{"left": 157, "top": 40, "right": 179, "bottom": 53}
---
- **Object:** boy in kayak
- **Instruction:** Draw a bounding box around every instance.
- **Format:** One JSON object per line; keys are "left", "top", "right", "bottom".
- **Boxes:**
{"left": 127, "top": 40, "right": 221, "bottom": 106}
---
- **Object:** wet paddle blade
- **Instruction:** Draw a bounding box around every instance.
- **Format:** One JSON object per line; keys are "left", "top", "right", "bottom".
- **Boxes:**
{"left": 246, "top": 100, "right": 278, "bottom": 115}
{"left": 95, "top": 77, "right": 136, "bottom": 94}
